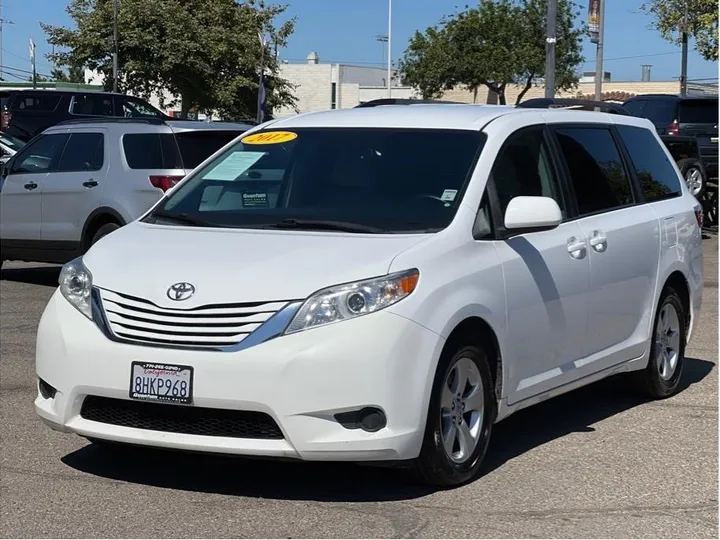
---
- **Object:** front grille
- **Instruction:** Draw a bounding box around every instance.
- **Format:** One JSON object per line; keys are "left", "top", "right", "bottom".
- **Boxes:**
{"left": 97, "top": 289, "right": 288, "bottom": 348}
{"left": 80, "top": 396, "right": 284, "bottom": 439}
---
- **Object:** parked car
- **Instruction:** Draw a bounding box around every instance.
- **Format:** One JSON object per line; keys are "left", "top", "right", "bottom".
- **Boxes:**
{"left": 0, "top": 117, "right": 253, "bottom": 265}
{"left": 0, "top": 130, "right": 25, "bottom": 164}
{"left": 34, "top": 105, "right": 703, "bottom": 486}
{"left": 1, "top": 89, "right": 169, "bottom": 142}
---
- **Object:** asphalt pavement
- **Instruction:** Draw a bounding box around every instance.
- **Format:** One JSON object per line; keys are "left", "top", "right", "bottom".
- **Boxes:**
{"left": 1, "top": 234, "right": 717, "bottom": 538}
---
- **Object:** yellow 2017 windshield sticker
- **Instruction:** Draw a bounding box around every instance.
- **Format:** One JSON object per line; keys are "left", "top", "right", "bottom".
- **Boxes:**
{"left": 241, "top": 131, "right": 298, "bottom": 145}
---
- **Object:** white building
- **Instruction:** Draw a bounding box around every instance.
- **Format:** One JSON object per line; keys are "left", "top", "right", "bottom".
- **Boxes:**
{"left": 276, "top": 52, "right": 418, "bottom": 116}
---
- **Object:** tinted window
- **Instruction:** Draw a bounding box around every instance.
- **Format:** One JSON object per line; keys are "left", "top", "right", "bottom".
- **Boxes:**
{"left": 616, "top": 125, "right": 681, "bottom": 202}
{"left": 555, "top": 127, "right": 633, "bottom": 215}
{"left": 678, "top": 100, "right": 719, "bottom": 123}
{"left": 152, "top": 128, "right": 485, "bottom": 233}
{"left": 118, "top": 97, "right": 162, "bottom": 118}
{"left": 492, "top": 126, "right": 567, "bottom": 217}
{"left": 57, "top": 133, "right": 104, "bottom": 172}
{"left": 10, "top": 94, "right": 62, "bottom": 112}
{"left": 174, "top": 131, "right": 245, "bottom": 169}
{"left": 622, "top": 100, "right": 646, "bottom": 116}
{"left": 71, "top": 94, "right": 114, "bottom": 116}
{"left": 642, "top": 100, "right": 677, "bottom": 124}
{"left": 123, "top": 134, "right": 183, "bottom": 169}
{"left": 10, "top": 133, "right": 68, "bottom": 174}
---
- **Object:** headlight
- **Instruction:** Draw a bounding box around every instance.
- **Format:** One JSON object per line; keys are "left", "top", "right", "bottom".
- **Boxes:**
{"left": 284, "top": 269, "right": 419, "bottom": 335}
{"left": 58, "top": 257, "right": 93, "bottom": 320}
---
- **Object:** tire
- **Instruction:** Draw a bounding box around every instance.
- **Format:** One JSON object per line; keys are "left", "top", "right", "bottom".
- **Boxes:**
{"left": 90, "top": 222, "right": 120, "bottom": 246}
{"left": 677, "top": 158, "right": 706, "bottom": 199}
{"left": 632, "top": 287, "right": 686, "bottom": 399}
{"left": 411, "top": 344, "right": 496, "bottom": 487}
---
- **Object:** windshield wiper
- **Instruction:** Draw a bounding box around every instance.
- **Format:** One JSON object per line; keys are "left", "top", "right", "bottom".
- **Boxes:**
{"left": 266, "top": 218, "right": 388, "bottom": 234}
{"left": 149, "top": 210, "right": 214, "bottom": 227}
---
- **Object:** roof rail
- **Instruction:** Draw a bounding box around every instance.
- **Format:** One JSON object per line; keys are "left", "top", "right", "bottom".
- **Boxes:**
{"left": 57, "top": 117, "right": 167, "bottom": 126}
{"left": 517, "top": 98, "right": 629, "bottom": 115}
{"left": 354, "top": 98, "right": 464, "bottom": 108}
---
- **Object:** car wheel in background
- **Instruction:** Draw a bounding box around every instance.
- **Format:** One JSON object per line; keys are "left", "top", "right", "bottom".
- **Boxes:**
{"left": 677, "top": 158, "right": 706, "bottom": 199}
{"left": 411, "top": 344, "right": 495, "bottom": 487}
{"left": 91, "top": 222, "right": 121, "bottom": 246}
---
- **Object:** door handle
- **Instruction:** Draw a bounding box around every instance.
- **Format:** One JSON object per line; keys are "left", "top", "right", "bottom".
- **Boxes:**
{"left": 82, "top": 180, "right": 99, "bottom": 188}
{"left": 589, "top": 230, "right": 608, "bottom": 252}
{"left": 23, "top": 182, "right": 37, "bottom": 191}
{"left": 567, "top": 236, "right": 586, "bottom": 259}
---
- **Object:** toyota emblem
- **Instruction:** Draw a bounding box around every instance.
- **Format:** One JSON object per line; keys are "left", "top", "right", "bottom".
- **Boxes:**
{"left": 167, "top": 282, "right": 196, "bottom": 301}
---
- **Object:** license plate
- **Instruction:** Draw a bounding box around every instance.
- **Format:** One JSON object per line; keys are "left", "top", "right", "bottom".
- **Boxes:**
{"left": 129, "top": 362, "right": 193, "bottom": 404}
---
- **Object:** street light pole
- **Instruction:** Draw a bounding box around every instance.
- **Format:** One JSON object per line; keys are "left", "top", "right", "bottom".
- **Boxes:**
{"left": 544, "top": 0, "right": 557, "bottom": 99}
{"left": 594, "top": 0, "right": 606, "bottom": 101}
{"left": 112, "top": 0, "right": 118, "bottom": 92}
{"left": 387, "top": 0, "right": 392, "bottom": 98}
{"left": 679, "top": 0, "right": 689, "bottom": 95}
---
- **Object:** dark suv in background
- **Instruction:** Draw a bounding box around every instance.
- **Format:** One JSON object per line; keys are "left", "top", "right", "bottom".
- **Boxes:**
{"left": 1, "top": 89, "right": 169, "bottom": 142}
{"left": 622, "top": 94, "right": 718, "bottom": 183}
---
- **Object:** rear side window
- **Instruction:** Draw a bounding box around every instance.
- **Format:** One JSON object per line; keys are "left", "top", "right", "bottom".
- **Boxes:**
{"left": 71, "top": 94, "right": 114, "bottom": 116}
{"left": 642, "top": 100, "right": 677, "bottom": 125}
{"left": 57, "top": 133, "right": 104, "bottom": 172}
{"left": 622, "top": 100, "right": 646, "bottom": 117}
{"left": 10, "top": 94, "right": 62, "bottom": 112}
{"left": 678, "top": 100, "right": 719, "bottom": 124}
{"left": 616, "top": 125, "right": 681, "bottom": 202}
{"left": 174, "top": 131, "right": 244, "bottom": 169}
{"left": 555, "top": 127, "right": 634, "bottom": 215}
{"left": 118, "top": 96, "right": 163, "bottom": 118}
{"left": 123, "top": 133, "right": 182, "bottom": 169}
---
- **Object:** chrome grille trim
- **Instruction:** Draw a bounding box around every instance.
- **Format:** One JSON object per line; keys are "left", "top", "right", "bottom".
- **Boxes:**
{"left": 92, "top": 287, "right": 303, "bottom": 352}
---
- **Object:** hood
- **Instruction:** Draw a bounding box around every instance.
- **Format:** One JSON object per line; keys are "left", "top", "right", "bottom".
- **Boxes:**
{"left": 83, "top": 222, "right": 430, "bottom": 308}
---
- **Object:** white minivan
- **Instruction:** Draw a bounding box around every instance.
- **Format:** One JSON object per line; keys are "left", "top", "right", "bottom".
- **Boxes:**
{"left": 34, "top": 105, "right": 704, "bottom": 486}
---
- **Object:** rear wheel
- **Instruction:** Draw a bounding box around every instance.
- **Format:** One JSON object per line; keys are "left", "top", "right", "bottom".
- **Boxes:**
{"left": 90, "top": 222, "right": 120, "bottom": 246}
{"left": 632, "top": 288, "right": 686, "bottom": 399}
{"left": 411, "top": 344, "right": 495, "bottom": 487}
{"left": 677, "top": 158, "right": 706, "bottom": 199}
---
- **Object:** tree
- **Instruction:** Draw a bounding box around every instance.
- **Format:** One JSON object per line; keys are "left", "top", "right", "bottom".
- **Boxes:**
{"left": 51, "top": 66, "right": 86, "bottom": 83}
{"left": 41, "top": 0, "right": 297, "bottom": 119}
{"left": 399, "top": 0, "right": 585, "bottom": 105}
{"left": 641, "top": 0, "right": 718, "bottom": 62}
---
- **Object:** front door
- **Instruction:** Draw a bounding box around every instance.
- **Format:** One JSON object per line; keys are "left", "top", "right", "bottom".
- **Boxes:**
{"left": 0, "top": 132, "right": 68, "bottom": 243}
{"left": 488, "top": 125, "right": 591, "bottom": 405}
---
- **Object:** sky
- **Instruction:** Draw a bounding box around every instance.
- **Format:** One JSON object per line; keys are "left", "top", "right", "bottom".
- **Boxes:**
{"left": 0, "top": 0, "right": 717, "bottom": 84}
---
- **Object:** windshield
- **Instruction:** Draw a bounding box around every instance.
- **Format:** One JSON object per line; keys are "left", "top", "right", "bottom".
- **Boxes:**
{"left": 174, "top": 130, "right": 245, "bottom": 169}
{"left": 148, "top": 128, "right": 485, "bottom": 233}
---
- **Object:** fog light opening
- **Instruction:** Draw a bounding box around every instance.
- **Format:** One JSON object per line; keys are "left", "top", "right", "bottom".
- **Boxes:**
{"left": 334, "top": 407, "right": 387, "bottom": 433}
{"left": 38, "top": 378, "right": 57, "bottom": 400}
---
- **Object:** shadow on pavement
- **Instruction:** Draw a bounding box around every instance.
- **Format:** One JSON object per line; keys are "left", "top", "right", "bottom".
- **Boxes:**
{"left": 61, "top": 358, "right": 714, "bottom": 502}
{"left": 0, "top": 265, "right": 60, "bottom": 287}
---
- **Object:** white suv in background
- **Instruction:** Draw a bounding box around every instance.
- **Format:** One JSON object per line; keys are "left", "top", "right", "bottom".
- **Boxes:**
{"left": 0, "top": 118, "right": 253, "bottom": 265}
{"left": 35, "top": 105, "right": 703, "bottom": 487}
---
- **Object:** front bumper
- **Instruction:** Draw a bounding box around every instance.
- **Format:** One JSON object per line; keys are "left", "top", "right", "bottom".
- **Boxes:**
{"left": 35, "top": 290, "right": 444, "bottom": 461}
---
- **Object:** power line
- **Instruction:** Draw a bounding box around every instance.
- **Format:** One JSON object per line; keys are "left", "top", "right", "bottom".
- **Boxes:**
{"left": 2, "top": 48, "right": 53, "bottom": 70}
{"left": 583, "top": 51, "right": 681, "bottom": 65}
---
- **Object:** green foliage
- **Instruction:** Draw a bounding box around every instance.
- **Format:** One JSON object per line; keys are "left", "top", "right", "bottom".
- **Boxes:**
{"left": 641, "top": 0, "right": 718, "bottom": 61}
{"left": 399, "top": 0, "right": 585, "bottom": 104}
{"left": 42, "top": 0, "right": 297, "bottom": 118}
{"left": 51, "top": 66, "right": 86, "bottom": 83}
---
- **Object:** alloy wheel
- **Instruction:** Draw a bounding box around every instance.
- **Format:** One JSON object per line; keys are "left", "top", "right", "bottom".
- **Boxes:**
{"left": 656, "top": 302, "right": 682, "bottom": 381}
{"left": 685, "top": 167, "right": 703, "bottom": 196}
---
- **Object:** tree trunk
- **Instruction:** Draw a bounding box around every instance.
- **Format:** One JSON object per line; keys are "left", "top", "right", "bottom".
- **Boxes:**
{"left": 515, "top": 74, "right": 534, "bottom": 105}
{"left": 180, "top": 94, "right": 192, "bottom": 119}
{"left": 472, "top": 86, "right": 478, "bottom": 104}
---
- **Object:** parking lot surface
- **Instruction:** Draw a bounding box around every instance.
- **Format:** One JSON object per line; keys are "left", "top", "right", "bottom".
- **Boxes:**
{"left": 1, "top": 234, "right": 717, "bottom": 539}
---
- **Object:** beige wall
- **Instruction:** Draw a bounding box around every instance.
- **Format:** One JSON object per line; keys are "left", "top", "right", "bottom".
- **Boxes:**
{"left": 440, "top": 81, "right": 683, "bottom": 104}
{"left": 276, "top": 63, "right": 334, "bottom": 116}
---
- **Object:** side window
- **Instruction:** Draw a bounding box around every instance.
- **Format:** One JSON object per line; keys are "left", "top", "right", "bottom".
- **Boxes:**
{"left": 642, "top": 100, "right": 677, "bottom": 126}
{"left": 57, "top": 133, "right": 105, "bottom": 172}
{"left": 491, "top": 126, "right": 567, "bottom": 218}
{"left": 118, "top": 97, "right": 162, "bottom": 118}
{"left": 616, "top": 125, "right": 682, "bottom": 202}
{"left": 11, "top": 94, "right": 61, "bottom": 112}
{"left": 555, "top": 127, "right": 634, "bottom": 215}
{"left": 9, "top": 134, "right": 68, "bottom": 175}
{"left": 622, "top": 100, "right": 646, "bottom": 117}
{"left": 71, "top": 94, "right": 114, "bottom": 116}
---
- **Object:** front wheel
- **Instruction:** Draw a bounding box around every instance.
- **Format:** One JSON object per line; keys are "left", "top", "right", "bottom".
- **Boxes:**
{"left": 632, "top": 287, "right": 686, "bottom": 399}
{"left": 411, "top": 344, "right": 496, "bottom": 487}
{"left": 90, "top": 222, "right": 120, "bottom": 246}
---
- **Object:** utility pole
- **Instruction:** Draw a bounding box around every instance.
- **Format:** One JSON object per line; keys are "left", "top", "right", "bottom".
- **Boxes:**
{"left": 0, "top": 3, "right": 15, "bottom": 82}
{"left": 544, "top": 0, "right": 557, "bottom": 99}
{"left": 594, "top": 0, "right": 606, "bottom": 101}
{"left": 257, "top": 32, "right": 266, "bottom": 124}
{"left": 29, "top": 37, "right": 36, "bottom": 89}
{"left": 679, "top": 0, "right": 689, "bottom": 95}
{"left": 112, "top": 0, "right": 119, "bottom": 92}
{"left": 387, "top": 0, "right": 392, "bottom": 98}
{"left": 375, "top": 34, "right": 388, "bottom": 69}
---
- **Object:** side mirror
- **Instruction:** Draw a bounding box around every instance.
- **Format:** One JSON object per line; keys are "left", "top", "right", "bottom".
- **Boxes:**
{"left": 504, "top": 196, "right": 562, "bottom": 233}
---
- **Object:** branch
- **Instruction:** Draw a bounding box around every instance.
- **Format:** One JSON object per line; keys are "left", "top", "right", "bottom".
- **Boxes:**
{"left": 515, "top": 73, "right": 534, "bottom": 104}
